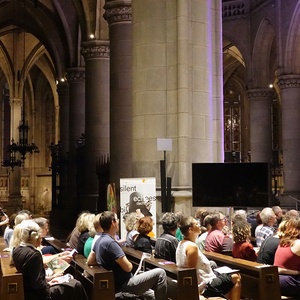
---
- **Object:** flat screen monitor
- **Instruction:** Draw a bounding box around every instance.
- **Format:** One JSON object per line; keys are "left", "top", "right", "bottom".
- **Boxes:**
{"left": 192, "top": 163, "right": 271, "bottom": 207}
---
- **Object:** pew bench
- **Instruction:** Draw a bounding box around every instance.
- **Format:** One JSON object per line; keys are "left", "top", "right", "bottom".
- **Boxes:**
{"left": 0, "top": 253, "right": 24, "bottom": 300}
{"left": 71, "top": 254, "right": 115, "bottom": 300}
{"left": 122, "top": 246, "right": 199, "bottom": 300}
{"left": 203, "top": 250, "right": 281, "bottom": 300}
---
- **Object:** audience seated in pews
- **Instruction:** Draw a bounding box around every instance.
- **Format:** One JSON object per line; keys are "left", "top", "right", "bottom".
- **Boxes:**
{"left": 176, "top": 215, "right": 241, "bottom": 300}
{"left": 87, "top": 211, "right": 167, "bottom": 299}
{"left": 12, "top": 219, "right": 88, "bottom": 300}
{"left": 154, "top": 212, "right": 179, "bottom": 262}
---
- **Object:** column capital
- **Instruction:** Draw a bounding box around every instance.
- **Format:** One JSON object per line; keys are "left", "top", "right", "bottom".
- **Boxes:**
{"left": 81, "top": 40, "right": 110, "bottom": 60}
{"left": 9, "top": 97, "right": 22, "bottom": 106}
{"left": 246, "top": 88, "right": 274, "bottom": 100}
{"left": 277, "top": 74, "right": 300, "bottom": 89}
{"left": 104, "top": 1, "right": 132, "bottom": 25}
{"left": 66, "top": 67, "right": 85, "bottom": 82}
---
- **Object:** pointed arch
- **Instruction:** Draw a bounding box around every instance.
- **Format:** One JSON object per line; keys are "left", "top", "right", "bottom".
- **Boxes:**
{"left": 252, "top": 18, "right": 276, "bottom": 87}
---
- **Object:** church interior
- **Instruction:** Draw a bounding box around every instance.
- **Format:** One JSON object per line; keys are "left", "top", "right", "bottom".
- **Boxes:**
{"left": 0, "top": 0, "right": 299, "bottom": 234}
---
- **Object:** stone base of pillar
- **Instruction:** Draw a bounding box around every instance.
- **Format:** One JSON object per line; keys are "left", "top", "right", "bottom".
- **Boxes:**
{"left": 6, "top": 195, "right": 23, "bottom": 215}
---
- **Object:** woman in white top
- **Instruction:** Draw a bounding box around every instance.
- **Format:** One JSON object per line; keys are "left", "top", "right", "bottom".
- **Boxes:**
{"left": 176, "top": 215, "right": 241, "bottom": 300}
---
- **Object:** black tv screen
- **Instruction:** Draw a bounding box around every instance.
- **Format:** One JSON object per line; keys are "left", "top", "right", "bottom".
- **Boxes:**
{"left": 192, "top": 163, "right": 271, "bottom": 207}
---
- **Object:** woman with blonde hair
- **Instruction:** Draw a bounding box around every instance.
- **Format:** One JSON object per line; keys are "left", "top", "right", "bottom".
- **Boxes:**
{"left": 124, "top": 212, "right": 140, "bottom": 248}
{"left": 274, "top": 217, "right": 300, "bottom": 298}
{"left": 12, "top": 220, "right": 88, "bottom": 300}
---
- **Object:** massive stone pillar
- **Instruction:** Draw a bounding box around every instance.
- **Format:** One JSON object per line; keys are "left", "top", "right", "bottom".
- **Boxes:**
{"left": 81, "top": 40, "right": 110, "bottom": 211}
{"left": 66, "top": 67, "right": 85, "bottom": 213}
{"left": 131, "top": 0, "right": 223, "bottom": 213}
{"left": 247, "top": 89, "right": 273, "bottom": 162}
{"left": 104, "top": 0, "right": 132, "bottom": 190}
{"left": 278, "top": 75, "right": 300, "bottom": 203}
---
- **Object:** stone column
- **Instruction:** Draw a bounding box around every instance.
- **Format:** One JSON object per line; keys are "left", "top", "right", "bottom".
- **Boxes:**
{"left": 247, "top": 89, "right": 273, "bottom": 162}
{"left": 131, "top": 0, "right": 223, "bottom": 211}
{"left": 66, "top": 67, "right": 85, "bottom": 212}
{"left": 278, "top": 75, "right": 300, "bottom": 199}
{"left": 104, "top": 0, "right": 132, "bottom": 190}
{"left": 7, "top": 98, "right": 22, "bottom": 214}
{"left": 81, "top": 40, "right": 110, "bottom": 211}
{"left": 57, "top": 82, "right": 69, "bottom": 154}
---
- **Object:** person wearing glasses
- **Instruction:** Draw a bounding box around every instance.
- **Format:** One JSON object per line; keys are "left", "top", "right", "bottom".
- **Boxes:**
{"left": 205, "top": 211, "right": 233, "bottom": 254}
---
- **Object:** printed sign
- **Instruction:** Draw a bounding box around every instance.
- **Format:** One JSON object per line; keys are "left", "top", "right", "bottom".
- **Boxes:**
{"left": 120, "top": 177, "right": 156, "bottom": 239}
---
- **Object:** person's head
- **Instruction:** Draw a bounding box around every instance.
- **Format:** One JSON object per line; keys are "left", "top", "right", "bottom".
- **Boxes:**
{"left": 277, "top": 220, "right": 287, "bottom": 238}
{"left": 279, "top": 217, "right": 300, "bottom": 247}
{"left": 76, "top": 212, "right": 95, "bottom": 233}
{"left": 285, "top": 209, "right": 299, "bottom": 220}
{"left": 19, "top": 220, "right": 42, "bottom": 247}
{"left": 33, "top": 217, "right": 49, "bottom": 237}
{"left": 203, "top": 214, "right": 213, "bottom": 230}
{"left": 178, "top": 215, "right": 200, "bottom": 238}
{"left": 209, "top": 211, "right": 226, "bottom": 230}
{"left": 160, "top": 212, "right": 179, "bottom": 233}
{"left": 272, "top": 206, "right": 283, "bottom": 221}
{"left": 14, "top": 212, "right": 30, "bottom": 226}
{"left": 232, "top": 220, "right": 251, "bottom": 243}
{"left": 136, "top": 216, "right": 153, "bottom": 235}
{"left": 124, "top": 212, "right": 140, "bottom": 232}
{"left": 99, "top": 211, "right": 119, "bottom": 232}
{"left": 92, "top": 213, "right": 103, "bottom": 234}
{"left": 18, "top": 210, "right": 32, "bottom": 219}
{"left": 259, "top": 207, "right": 276, "bottom": 226}
{"left": 232, "top": 210, "right": 247, "bottom": 224}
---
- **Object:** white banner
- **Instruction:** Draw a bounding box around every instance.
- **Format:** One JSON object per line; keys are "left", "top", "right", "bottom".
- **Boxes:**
{"left": 120, "top": 177, "right": 156, "bottom": 239}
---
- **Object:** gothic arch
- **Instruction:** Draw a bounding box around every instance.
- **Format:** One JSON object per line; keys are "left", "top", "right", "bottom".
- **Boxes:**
{"left": 283, "top": 1, "right": 300, "bottom": 73}
{"left": 252, "top": 18, "right": 276, "bottom": 87}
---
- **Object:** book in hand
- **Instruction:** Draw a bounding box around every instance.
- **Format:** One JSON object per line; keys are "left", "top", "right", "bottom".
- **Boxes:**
{"left": 46, "top": 257, "right": 70, "bottom": 274}
{"left": 214, "top": 266, "right": 239, "bottom": 275}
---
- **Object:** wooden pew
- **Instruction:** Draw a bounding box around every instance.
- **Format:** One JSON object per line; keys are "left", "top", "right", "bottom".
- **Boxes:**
{"left": 203, "top": 250, "right": 281, "bottom": 300}
{"left": 0, "top": 253, "right": 24, "bottom": 300}
{"left": 71, "top": 254, "right": 115, "bottom": 300}
{"left": 122, "top": 246, "right": 199, "bottom": 300}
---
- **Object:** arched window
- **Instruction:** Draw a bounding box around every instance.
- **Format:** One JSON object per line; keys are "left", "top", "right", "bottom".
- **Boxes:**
{"left": 224, "top": 88, "right": 241, "bottom": 162}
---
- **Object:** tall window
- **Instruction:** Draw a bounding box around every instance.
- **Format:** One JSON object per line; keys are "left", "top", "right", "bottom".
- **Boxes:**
{"left": 224, "top": 89, "right": 241, "bottom": 162}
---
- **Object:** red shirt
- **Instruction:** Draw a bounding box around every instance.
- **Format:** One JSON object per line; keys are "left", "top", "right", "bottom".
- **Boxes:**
{"left": 274, "top": 245, "right": 300, "bottom": 271}
{"left": 232, "top": 241, "right": 257, "bottom": 262}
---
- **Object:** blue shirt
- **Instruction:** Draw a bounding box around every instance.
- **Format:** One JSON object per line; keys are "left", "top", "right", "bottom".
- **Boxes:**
{"left": 92, "top": 233, "right": 131, "bottom": 291}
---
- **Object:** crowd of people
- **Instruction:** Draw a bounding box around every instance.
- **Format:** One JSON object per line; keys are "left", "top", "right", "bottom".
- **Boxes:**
{"left": 1, "top": 205, "right": 300, "bottom": 300}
